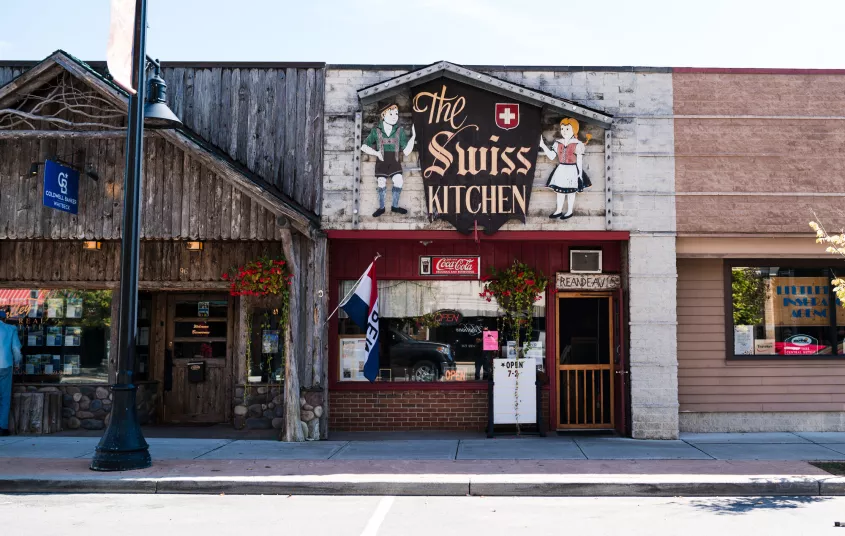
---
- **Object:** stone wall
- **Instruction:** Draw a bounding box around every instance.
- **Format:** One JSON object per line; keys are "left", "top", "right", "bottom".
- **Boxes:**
{"left": 13, "top": 381, "right": 158, "bottom": 432}
{"left": 232, "top": 384, "right": 284, "bottom": 431}
{"left": 232, "top": 384, "right": 323, "bottom": 440}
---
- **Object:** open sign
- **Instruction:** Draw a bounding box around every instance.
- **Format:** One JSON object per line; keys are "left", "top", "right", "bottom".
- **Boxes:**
{"left": 433, "top": 309, "right": 463, "bottom": 326}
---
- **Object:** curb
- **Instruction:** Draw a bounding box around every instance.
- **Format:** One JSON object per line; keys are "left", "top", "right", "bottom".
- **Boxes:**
{"left": 0, "top": 475, "right": 831, "bottom": 496}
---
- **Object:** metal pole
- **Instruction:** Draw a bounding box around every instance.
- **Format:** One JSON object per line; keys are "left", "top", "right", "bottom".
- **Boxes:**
{"left": 91, "top": 0, "right": 151, "bottom": 471}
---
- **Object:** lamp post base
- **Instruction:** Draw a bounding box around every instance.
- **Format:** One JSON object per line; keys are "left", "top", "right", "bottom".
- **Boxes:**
{"left": 90, "top": 384, "right": 151, "bottom": 472}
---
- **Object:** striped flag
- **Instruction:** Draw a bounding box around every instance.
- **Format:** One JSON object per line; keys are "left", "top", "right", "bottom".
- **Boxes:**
{"left": 107, "top": 0, "right": 137, "bottom": 94}
{"left": 340, "top": 261, "right": 380, "bottom": 382}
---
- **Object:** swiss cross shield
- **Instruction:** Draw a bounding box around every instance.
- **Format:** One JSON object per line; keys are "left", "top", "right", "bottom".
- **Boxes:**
{"left": 495, "top": 103, "right": 520, "bottom": 130}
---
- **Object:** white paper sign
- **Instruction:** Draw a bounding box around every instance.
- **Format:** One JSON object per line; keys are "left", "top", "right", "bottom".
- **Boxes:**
{"left": 493, "top": 358, "right": 537, "bottom": 424}
{"left": 734, "top": 325, "right": 754, "bottom": 355}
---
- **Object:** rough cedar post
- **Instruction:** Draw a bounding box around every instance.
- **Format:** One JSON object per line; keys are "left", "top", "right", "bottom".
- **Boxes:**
{"left": 281, "top": 228, "right": 305, "bottom": 441}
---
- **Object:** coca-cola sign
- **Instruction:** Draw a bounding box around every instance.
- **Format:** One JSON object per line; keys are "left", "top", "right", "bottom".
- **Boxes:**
{"left": 419, "top": 255, "right": 480, "bottom": 277}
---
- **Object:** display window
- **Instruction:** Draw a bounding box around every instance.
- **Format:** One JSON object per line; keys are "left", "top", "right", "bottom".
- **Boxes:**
{"left": 337, "top": 280, "right": 546, "bottom": 382}
{"left": 1, "top": 288, "right": 112, "bottom": 382}
{"left": 729, "top": 263, "right": 845, "bottom": 358}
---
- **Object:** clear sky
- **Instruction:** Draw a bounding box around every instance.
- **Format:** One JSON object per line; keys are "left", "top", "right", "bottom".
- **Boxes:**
{"left": 1, "top": 0, "right": 843, "bottom": 68}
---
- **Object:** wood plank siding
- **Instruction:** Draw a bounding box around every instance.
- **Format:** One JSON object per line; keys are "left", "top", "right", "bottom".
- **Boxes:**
{"left": 0, "top": 137, "right": 282, "bottom": 241}
{"left": 677, "top": 258, "right": 845, "bottom": 413}
{"left": 0, "top": 61, "right": 326, "bottom": 217}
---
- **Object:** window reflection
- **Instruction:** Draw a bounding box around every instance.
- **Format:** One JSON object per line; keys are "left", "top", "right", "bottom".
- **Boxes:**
{"left": 338, "top": 280, "right": 545, "bottom": 382}
{"left": 731, "top": 266, "right": 841, "bottom": 356}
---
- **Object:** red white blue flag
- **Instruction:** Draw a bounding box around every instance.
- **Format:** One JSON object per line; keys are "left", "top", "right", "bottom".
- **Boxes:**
{"left": 340, "top": 261, "right": 380, "bottom": 382}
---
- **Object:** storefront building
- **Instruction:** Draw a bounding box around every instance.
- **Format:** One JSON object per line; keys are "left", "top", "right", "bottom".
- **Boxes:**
{"left": 11, "top": 53, "right": 840, "bottom": 440}
{"left": 673, "top": 68, "right": 845, "bottom": 432}
{"left": 322, "top": 63, "right": 678, "bottom": 438}
{"left": 0, "top": 52, "right": 328, "bottom": 438}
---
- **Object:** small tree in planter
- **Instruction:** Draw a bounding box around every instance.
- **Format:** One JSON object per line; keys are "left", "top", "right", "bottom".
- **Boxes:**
{"left": 479, "top": 259, "right": 548, "bottom": 434}
{"left": 479, "top": 259, "right": 548, "bottom": 354}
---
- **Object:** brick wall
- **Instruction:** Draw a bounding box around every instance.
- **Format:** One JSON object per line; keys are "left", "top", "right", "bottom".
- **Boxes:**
{"left": 329, "top": 389, "right": 552, "bottom": 432}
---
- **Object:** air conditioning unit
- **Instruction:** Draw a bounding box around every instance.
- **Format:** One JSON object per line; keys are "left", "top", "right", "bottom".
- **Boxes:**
{"left": 570, "top": 250, "right": 602, "bottom": 274}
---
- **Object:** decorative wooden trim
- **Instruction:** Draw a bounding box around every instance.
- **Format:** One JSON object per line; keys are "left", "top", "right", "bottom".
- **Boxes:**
{"left": 356, "top": 61, "right": 613, "bottom": 129}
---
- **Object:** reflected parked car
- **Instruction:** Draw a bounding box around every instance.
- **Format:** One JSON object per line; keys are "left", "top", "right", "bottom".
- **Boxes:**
{"left": 384, "top": 328, "right": 454, "bottom": 381}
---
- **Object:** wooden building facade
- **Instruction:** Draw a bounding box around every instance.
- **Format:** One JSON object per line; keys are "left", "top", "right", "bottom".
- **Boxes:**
{"left": 0, "top": 51, "right": 328, "bottom": 439}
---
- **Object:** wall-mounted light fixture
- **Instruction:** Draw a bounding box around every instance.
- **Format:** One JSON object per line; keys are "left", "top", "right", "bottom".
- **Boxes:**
{"left": 29, "top": 159, "right": 99, "bottom": 181}
{"left": 419, "top": 240, "right": 433, "bottom": 246}
{"left": 186, "top": 241, "right": 204, "bottom": 251}
{"left": 82, "top": 241, "right": 102, "bottom": 250}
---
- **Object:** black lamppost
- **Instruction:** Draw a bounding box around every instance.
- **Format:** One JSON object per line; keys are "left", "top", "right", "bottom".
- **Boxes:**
{"left": 91, "top": 0, "right": 180, "bottom": 471}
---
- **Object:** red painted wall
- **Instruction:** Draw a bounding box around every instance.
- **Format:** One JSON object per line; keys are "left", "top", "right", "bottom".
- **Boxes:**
{"left": 328, "top": 233, "right": 623, "bottom": 432}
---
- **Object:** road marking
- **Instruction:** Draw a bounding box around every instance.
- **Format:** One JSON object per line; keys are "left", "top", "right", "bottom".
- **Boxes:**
{"left": 360, "top": 496, "right": 394, "bottom": 536}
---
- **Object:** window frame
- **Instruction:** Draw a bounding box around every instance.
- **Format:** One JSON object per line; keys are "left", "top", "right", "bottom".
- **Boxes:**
{"left": 330, "top": 276, "right": 551, "bottom": 391}
{"left": 1, "top": 285, "right": 115, "bottom": 383}
{"left": 724, "top": 258, "right": 845, "bottom": 361}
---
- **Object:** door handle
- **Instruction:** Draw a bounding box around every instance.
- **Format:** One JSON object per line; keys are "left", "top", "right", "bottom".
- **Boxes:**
{"left": 615, "top": 370, "right": 629, "bottom": 375}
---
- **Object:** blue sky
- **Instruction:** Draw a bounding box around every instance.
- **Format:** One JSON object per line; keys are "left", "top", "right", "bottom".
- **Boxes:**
{"left": 1, "top": 0, "right": 842, "bottom": 68}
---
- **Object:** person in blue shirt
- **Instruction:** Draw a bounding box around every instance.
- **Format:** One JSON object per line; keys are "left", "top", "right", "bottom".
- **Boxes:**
{"left": 0, "top": 308, "right": 22, "bottom": 436}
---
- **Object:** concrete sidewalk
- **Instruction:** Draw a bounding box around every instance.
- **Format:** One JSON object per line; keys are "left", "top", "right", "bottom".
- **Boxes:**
{"left": 3, "top": 433, "right": 845, "bottom": 496}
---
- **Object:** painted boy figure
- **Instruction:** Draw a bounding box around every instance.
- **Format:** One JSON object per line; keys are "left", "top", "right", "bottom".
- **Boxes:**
{"left": 361, "top": 103, "right": 416, "bottom": 217}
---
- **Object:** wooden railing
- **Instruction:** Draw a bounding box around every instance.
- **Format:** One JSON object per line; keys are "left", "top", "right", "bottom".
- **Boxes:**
{"left": 558, "top": 364, "right": 613, "bottom": 428}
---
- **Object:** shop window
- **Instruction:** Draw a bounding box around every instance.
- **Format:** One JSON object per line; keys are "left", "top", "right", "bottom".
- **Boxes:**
{"left": 1, "top": 288, "right": 112, "bottom": 383}
{"left": 248, "top": 308, "right": 284, "bottom": 383}
{"left": 729, "top": 264, "right": 845, "bottom": 358}
{"left": 337, "top": 280, "right": 546, "bottom": 382}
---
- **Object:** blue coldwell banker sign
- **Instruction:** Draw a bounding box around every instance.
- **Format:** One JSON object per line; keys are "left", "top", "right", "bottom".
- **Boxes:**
{"left": 43, "top": 160, "right": 79, "bottom": 214}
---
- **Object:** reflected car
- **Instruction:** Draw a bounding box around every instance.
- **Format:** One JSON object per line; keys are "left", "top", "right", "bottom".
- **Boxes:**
{"left": 385, "top": 329, "right": 454, "bottom": 381}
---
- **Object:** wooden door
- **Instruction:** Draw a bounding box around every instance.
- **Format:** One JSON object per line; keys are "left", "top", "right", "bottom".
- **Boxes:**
{"left": 163, "top": 294, "right": 232, "bottom": 423}
{"left": 556, "top": 292, "right": 615, "bottom": 430}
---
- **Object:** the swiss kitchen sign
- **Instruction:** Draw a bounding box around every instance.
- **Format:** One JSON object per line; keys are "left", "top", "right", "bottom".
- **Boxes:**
{"left": 411, "top": 80, "right": 542, "bottom": 235}
{"left": 42, "top": 160, "right": 79, "bottom": 214}
{"left": 419, "top": 255, "right": 480, "bottom": 277}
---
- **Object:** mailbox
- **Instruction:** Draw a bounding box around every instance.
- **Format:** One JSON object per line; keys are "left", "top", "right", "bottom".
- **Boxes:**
{"left": 187, "top": 361, "right": 205, "bottom": 383}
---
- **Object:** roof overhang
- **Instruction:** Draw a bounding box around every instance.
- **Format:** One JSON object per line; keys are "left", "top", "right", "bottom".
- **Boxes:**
{"left": 356, "top": 61, "right": 613, "bottom": 129}
{"left": 0, "top": 50, "right": 320, "bottom": 236}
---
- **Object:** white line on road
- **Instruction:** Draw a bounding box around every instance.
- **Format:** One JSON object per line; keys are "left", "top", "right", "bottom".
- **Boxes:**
{"left": 360, "top": 496, "right": 394, "bottom": 536}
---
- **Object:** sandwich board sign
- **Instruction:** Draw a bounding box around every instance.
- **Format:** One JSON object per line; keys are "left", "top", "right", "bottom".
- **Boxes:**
{"left": 492, "top": 357, "right": 536, "bottom": 424}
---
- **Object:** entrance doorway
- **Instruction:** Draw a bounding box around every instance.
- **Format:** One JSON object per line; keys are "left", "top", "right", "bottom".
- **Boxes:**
{"left": 556, "top": 292, "right": 620, "bottom": 430}
{"left": 163, "top": 294, "right": 232, "bottom": 423}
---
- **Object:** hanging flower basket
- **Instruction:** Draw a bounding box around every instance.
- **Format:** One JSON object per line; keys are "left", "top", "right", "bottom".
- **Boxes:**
{"left": 479, "top": 259, "right": 548, "bottom": 352}
{"left": 222, "top": 256, "right": 292, "bottom": 297}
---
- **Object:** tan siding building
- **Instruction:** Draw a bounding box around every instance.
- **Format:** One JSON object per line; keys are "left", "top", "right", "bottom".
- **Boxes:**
{"left": 675, "top": 69, "right": 845, "bottom": 432}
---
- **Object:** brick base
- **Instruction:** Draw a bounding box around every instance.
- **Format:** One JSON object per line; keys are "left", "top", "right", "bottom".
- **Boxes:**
{"left": 330, "top": 389, "right": 551, "bottom": 432}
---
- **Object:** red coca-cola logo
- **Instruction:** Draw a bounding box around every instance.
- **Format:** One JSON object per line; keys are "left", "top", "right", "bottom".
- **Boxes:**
{"left": 421, "top": 256, "right": 480, "bottom": 276}
{"left": 435, "top": 258, "right": 475, "bottom": 271}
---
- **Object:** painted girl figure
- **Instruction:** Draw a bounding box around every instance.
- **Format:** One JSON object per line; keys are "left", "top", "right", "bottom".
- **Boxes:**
{"left": 361, "top": 103, "right": 416, "bottom": 217}
{"left": 539, "top": 118, "right": 592, "bottom": 220}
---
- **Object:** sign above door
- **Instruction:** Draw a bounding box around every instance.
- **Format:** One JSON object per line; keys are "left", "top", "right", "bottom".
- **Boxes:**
{"left": 556, "top": 273, "right": 621, "bottom": 291}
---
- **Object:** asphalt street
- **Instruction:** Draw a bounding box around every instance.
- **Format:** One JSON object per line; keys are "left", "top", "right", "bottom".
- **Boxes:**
{"left": 2, "top": 494, "right": 844, "bottom": 535}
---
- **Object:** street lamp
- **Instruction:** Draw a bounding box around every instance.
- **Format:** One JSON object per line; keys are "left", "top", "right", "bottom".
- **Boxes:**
{"left": 91, "top": 0, "right": 181, "bottom": 472}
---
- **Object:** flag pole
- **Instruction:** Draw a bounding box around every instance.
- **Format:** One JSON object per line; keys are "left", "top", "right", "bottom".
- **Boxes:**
{"left": 323, "top": 253, "right": 381, "bottom": 326}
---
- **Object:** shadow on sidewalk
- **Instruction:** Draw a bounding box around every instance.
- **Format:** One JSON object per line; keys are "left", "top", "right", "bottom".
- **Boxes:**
{"left": 683, "top": 496, "right": 831, "bottom": 515}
